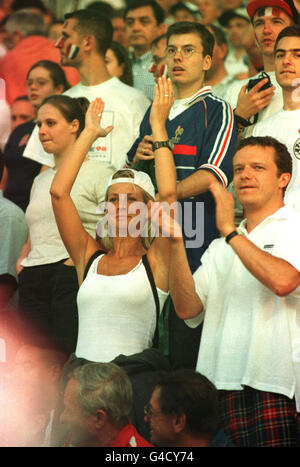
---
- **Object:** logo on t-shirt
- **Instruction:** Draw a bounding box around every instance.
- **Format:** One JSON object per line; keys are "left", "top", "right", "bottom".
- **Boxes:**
{"left": 170, "top": 125, "right": 184, "bottom": 146}
{"left": 293, "top": 137, "right": 300, "bottom": 160}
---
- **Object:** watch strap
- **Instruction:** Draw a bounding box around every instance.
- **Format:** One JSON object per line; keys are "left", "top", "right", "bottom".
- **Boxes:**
{"left": 152, "top": 140, "right": 173, "bottom": 151}
{"left": 225, "top": 229, "right": 242, "bottom": 243}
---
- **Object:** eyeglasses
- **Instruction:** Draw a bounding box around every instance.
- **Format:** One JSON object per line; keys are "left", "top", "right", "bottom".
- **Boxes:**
{"left": 144, "top": 404, "right": 163, "bottom": 417}
{"left": 166, "top": 46, "right": 201, "bottom": 58}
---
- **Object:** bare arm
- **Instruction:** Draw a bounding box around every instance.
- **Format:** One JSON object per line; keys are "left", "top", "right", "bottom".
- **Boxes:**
{"left": 210, "top": 182, "right": 300, "bottom": 296}
{"left": 169, "top": 236, "right": 203, "bottom": 319}
{"left": 50, "top": 99, "right": 113, "bottom": 281}
{"left": 147, "top": 77, "right": 177, "bottom": 291}
{"left": 176, "top": 169, "right": 218, "bottom": 200}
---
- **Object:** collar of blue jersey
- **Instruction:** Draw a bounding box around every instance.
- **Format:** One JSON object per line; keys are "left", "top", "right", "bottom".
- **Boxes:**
{"left": 186, "top": 86, "right": 213, "bottom": 106}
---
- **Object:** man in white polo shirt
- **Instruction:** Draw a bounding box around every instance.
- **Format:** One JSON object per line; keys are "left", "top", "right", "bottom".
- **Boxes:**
{"left": 23, "top": 9, "right": 150, "bottom": 171}
{"left": 166, "top": 135, "right": 300, "bottom": 447}
{"left": 252, "top": 25, "right": 300, "bottom": 211}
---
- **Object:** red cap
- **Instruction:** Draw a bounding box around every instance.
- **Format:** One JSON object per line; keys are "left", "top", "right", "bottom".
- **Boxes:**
{"left": 246, "top": 0, "right": 299, "bottom": 23}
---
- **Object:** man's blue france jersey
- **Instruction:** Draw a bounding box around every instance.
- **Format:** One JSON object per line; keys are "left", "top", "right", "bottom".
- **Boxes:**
{"left": 127, "top": 87, "right": 237, "bottom": 273}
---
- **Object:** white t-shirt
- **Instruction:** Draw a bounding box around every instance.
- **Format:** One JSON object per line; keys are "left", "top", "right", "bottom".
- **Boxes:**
{"left": 76, "top": 254, "right": 168, "bottom": 362}
{"left": 225, "top": 49, "right": 249, "bottom": 78}
{"left": 23, "top": 77, "right": 150, "bottom": 169}
{"left": 252, "top": 108, "right": 300, "bottom": 211}
{"left": 22, "top": 160, "right": 114, "bottom": 267}
{"left": 223, "top": 71, "right": 283, "bottom": 136}
{"left": 186, "top": 206, "right": 300, "bottom": 410}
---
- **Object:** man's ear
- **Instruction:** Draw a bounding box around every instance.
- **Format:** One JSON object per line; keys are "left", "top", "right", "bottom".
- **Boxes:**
{"left": 203, "top": 54, "right": 212, "bottom": 72}
{"left": 83, "top": 34, "right": 96, "bottom": 52}
{"left": 279, "top": 172, "right": 291, "bottom": 190}
{"left": 173, "top": 412, "right": 186, "bottom": 434}
{"left": 95, "top": 409, "right": 108, "bottom": 429}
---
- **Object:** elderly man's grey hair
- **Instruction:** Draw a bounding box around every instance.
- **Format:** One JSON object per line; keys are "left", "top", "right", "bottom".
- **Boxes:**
{"left": 6, "top": 9, "right": 46, "bottom": 38}
{"left": 71, "top": 363, "right": 133, "bottom": 427}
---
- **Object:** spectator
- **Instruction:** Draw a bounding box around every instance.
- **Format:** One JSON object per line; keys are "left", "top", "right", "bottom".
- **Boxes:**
{"left": 218, "top": 8, "right": 250, "bottom": 79}
{"left": 10, "top": 95, "right": 35, "bottom": 131}
{"left": 170, "top": 2, "right": 201, "bottom": 22}
{"left": 124, "top": 0, "right": 166, "bottom": 99}
{"left": 1, "top": 342, "right": 67, "bottom": 446}
{"left": 127, "top": 21, "right": 236, "bottom": 369}
{"left": 0, "top": 151, "right": 28, "bottom": 311}
{"left": 23, "top": 9, "right": 150, "bottom": 172}
{"left": 105, "top": 40, "right": 133, "bottom": 86}
{"left": 252, "top": 25, "right": 300, "bottom": 211}
{"left": 50, "top": 85, "right": 174, "bottom": 364}
{"left": 17, "top": 95, "right": 114, "bottom": 355}
{"left": 0, "top": 9, "right": 80, "bottom": 105}
{"left": 60, "top": 362, "right": 153, "bottom": 447}
{"left": 47, "top": 20, "right": 63, "bottom": 45}
{"left": 111, "top": 9, "right": 129, "bottom": 48}
{"left": 145, "top": 369, "right": 234, "bottom": 447}
{"left": 224, "top": 0, "right": 299, "bottom": 137}
{"left": 148, "top": 34, "right": 167, "bottom": 82}
{"left": 197, "top": 0, "right": 222, "bottom": 26}
{"left": 3, "top": 60, "right": 69, "bottom": 212}
{"left": 165, "top": 135, "right": 300, "bottom": 446}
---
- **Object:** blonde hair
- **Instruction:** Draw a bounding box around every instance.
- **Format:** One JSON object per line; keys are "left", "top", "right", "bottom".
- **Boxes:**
{"left": 101, "top": 170, "right": 155, "bottom": 250}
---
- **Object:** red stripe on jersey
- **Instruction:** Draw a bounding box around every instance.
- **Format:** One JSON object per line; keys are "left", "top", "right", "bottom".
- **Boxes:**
{"left": 173, "top": 144, "right": 197, "bottom": 155}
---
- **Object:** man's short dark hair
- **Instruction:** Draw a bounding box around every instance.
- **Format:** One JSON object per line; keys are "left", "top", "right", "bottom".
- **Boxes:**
{"left": 154, "top": 370, "right": 219, "bottom": 436}
{"left": 236, "top": 136, "right": 292, "bottom": 193}
{"left": 275, "top": 24, "right": 300, "bottom": 52}
{"left": 166, "top": 21, "right": 215, "bottom": 58}
{"left": 64, "top": 9, "right": 113, "bottom": 56}
{"left": 124, "top": 0, "right": 165, "bottom": 25}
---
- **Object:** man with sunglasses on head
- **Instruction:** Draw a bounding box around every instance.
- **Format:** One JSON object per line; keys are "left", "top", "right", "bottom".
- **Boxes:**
{"left": 127, "top": 21, "right": 237, "bottom": 370}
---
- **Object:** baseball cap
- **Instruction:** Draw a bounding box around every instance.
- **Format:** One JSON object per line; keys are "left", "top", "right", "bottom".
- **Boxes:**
{"left": 246, "top": 0, "right": 299, "bottom": 24}
{"left": 219, "top": 8, "right": 250, "bottom": 27}
{"left": 105, "top": 169, "right": 155, "bottom": 200}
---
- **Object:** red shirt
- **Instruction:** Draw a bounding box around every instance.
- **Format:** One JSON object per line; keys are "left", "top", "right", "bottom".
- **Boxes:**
{"left": 110, "top": 424, "right": 153, "bottom": 447}
{"left": 0, "top": 35, "right": 80, "bottom": 105}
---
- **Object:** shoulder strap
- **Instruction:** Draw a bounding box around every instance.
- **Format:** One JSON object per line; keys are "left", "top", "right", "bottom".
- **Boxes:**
{"left": 142, "top": 254, "right": 160, "bottom": 349}
{"left": 83, "top": 250, "right": 106, "bottom": 281}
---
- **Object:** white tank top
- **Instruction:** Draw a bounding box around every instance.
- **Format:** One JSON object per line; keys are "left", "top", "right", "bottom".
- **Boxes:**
{"left": 75, "top": 255, "right": 168, "bottom": 362}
